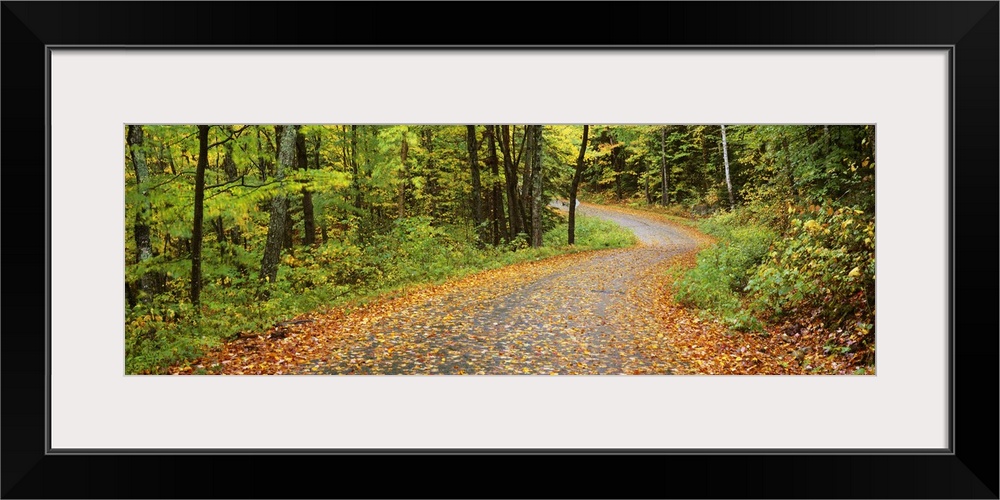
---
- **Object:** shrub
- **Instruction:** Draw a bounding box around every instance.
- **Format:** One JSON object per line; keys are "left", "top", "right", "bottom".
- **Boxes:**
{"left": 673, "top": 214, "right": 775, "bottom": 331}
{"left": 745, "top": 205, "right": 875, "bottom": 333}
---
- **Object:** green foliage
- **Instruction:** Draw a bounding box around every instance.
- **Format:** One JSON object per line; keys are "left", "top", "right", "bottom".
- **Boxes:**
{"left": 672, "top": 200, "right": 875, "bottom": 343}
{"left": 125, "top": 123, "right": 875, "bottom": 372}
{"left": 745, "top": 205, "right": 875, "bottom": 331}
{"left": 546, "top": 213, "right": 637, "bottom": 249}
{"left": 673, "top": 214, "right": 775, "bottom": 331}
{"left": 125, "top": 209, "right": 636, "bottom": 374}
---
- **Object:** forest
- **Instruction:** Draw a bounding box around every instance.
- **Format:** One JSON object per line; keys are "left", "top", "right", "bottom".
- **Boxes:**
{"left": 125, "top": 124, "right": 875, "bottom": 375}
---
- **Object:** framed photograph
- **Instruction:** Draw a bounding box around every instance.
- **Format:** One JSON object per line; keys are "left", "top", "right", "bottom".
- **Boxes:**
{"left": 3, "top": 2, "right": 996, "bottom": 498}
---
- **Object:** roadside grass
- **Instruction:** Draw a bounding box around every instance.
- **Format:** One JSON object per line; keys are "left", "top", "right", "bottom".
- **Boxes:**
{"left": 125, "top": 212, "right": 636, "bottom": 374}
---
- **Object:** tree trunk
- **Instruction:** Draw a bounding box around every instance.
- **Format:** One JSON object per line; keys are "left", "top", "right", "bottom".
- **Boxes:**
{"left": 486, "top": 126, "right": 505, "bottom": 244}
{"left": 660, "top": 127, "right": 669, "bottom": 206}
{"left": 350, "top": 124, "right": 362, "bottom": 211}
{"left": 283, "top": 209, "right": 294, "bottom": 250}
{"left": 190, "top": 125, "right": 210, "bottom": 306}
{"left": 519, "top": 126, "right": 533, "bottom": 221}
{"left": 529, "top": 125, "right": 543, "bottom": 248}
{"left": 499, "top": 125, "right": 523, "bottom": 238}
{"left": 568, "top": 125, "right": 589, "bottom": 245}
{"left": 610, "top": 136, "right": 622, "bottom": 201}
{"left": 255, "top": 128, "right": 267, "bottom": 181}
{"left": 220, "top": 128, "right": 242, "bottom": 249}
{"left": 313, "top": 131, "right": 325, "bottom": 242}
{"left": 260, "top": 125, "right": 296, "bottom": 287}
{"left": 127, "top": 125, "right": 155, "bottom": 298}
{"left": 701, "top": 133, "right": 711, "bottom": 197}
{"left": 721, "top": 125, "right": 735, "bottom": 211}
{"left": 466, "top": 125, "right": 486, "bottom": 244}
{"left": 781, "top": 136, "right": 799, "bottom": 197}
{"left": 295, "top": 125, "right": 315, "bottom": 246}
{"left": 275, "top": 125, "right": 294, "bottom": 250}
{"left": 213, "top": 217, "right": 226, "bottom": 245}
{"left": 398, "top": 130, "right": 408, "bottom": 219}
{"left": 421, "top": 127, "right": 439, "bottom": 216}
{"left": 167, "top": 146, "right": 177, "bottom": 175}
{"left": 644, "top": 158, "right": 651, "bottom": 204}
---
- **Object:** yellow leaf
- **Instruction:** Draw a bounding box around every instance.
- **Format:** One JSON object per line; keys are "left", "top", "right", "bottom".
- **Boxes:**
{"left": 847, "top": 267, "right": 861, "bottom": 278}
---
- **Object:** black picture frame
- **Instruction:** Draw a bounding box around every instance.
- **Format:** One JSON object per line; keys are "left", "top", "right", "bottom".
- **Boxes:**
{"left": 3, "top": 2, "right": 996, "bottom": 498}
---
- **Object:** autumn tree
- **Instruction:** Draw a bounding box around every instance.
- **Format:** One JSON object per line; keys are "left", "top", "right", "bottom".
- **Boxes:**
{"left": 466, "top": 125, "right": 486, "bottom": 244}
{"left": 568, "top": 125, "right": 589, "bottom": 245}
{"left": 527, "top": 125, "right": 543, "bottom": 247}
{"left": 126, "top": 125, "right": 155, "bottom": 300}
{"left": 485, "top": 125, "right": 505, "bottom": 244}
{"left": 498, "top": 125, "right": 525, "bottom": 239}
{"left": 660, "top": 127, "right": 669, "bottom": 206}
{"left": 190, "top": 125, "right": 210, "bottom": 306}
{"left": 260, "top": 125, "right": 296, "bottom": 288}
{"left": 721, "top": 124, "right": 734, "bottom": 211}
{"left": 295, "top": 125, "right": 316, "bottom": 246}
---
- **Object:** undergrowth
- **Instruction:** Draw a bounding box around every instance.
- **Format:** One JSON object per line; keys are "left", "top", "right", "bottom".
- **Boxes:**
{"left": 125, "top": 213, "right": 636, "bottom": 374}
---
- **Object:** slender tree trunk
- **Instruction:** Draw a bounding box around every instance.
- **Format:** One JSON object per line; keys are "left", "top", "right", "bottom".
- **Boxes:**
{"left": 529, "top": 125, "right": 543, "bottom": 248}
{"left": 190, "top": 125, "right": 210, "bottom": 306}
{"left": 701, "top": 134, "right": 711, "bottom": 197}
{"left": 313, "top": 131, "right": 325, "bottom": 242}
{"left": 127, "top": 125, "right": 155, "bottom": 298}
{"left": 466, "top": 125, "right": 486, "bottom": 244}
{"left": 486, "top": 126, "right": 505, "bottom": 244}
{"left": 644, "top": 158, "right": 651, "bottom": 204}
{"left": 499, "top": 125, "right": 523, "bottom": 238}
{"left": 295, "top": 125, "right": 315, "bottom": 246}
{"left": 351, "top": 124, "right": 362, "bottom": 211}
{"left": 340, "top": 126, "right": 351, "bottom": 171}
{"left": 260, "top": 125, "right": 296, "bottom": 287}
{"left": 283, "top": 209, "right": 294, "bottom": 249}
{"left": 721, "top": 124, "right": 735, "bottom": 211}
{"left": 255, "top": 128, "right": 267, "bottom": 181}
{"left": 302, "top": 184, "right": 315, "bottom": 245}
{"left": 219, "top": 128, "right": 243, "bottom": 250}
{"left": 421, "top": 127, "right": 438, "bottom": 216}
{"left": 274, "top": 126, "right": 284, "bottom": 168}
{"left": 398, "top": 131, "right": 408, "bottom": 219}
{"left": 167, "top": 147, "right": 177, "bottom": 176}
{"left": 610, "top": 136, "right": 622, "bottom": 201}
{"left": 781, "top": 136, "right": 798, "bottom": 197}
{"left": 519, "top": 126, "right": 533, "bottom": 218}
{"left": 660, "top": 127, "right": 669, "bottom": 206}
{"left": 314, "top": 132, "right": 322, "bottom": 170}
{"left": 568, "top": 125, "right": 589, "bottom": 245}
{"left": 213, "top": 217, "right": 226, "bottom": 244}
{"left": 273, "top": 126, "right": 294, "bottom": 250}
{"left": 514, "top": 127, "right": 532, "bottom": 235}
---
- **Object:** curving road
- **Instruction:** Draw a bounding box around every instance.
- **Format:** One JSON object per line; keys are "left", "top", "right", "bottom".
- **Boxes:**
{"left": 300, "top": 203, "right": 700, "bottom": 375}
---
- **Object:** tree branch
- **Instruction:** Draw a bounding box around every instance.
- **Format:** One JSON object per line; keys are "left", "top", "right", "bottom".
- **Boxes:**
{"left": 205, "top": 179, "right": 283, "bottom": 200}
{"left": 146, "top": 170, "right": 197, "bottom": 191}
{"left": 162, "top": 130, "right": 199, "bottom": 148}
{"left": 513, "top": 125, "right": 527, "bottom": 168}
{"left": 207, "top": 125, "right": 251, "bottom": 149}
{"left": 206, "top": 174, "right": 246, "bottom": 190}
